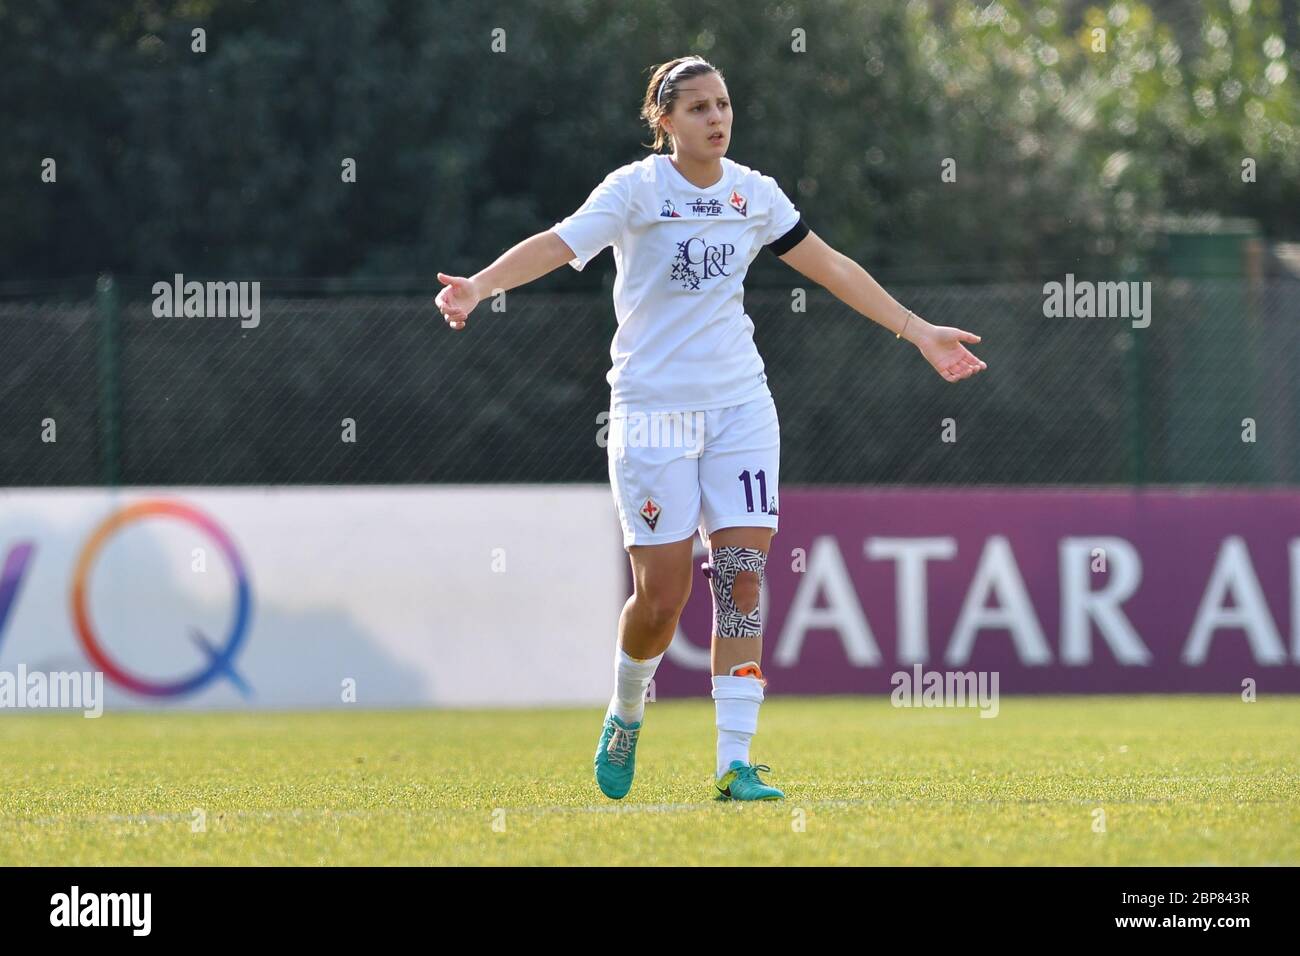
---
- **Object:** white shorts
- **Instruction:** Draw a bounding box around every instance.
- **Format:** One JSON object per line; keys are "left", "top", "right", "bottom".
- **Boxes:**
{"left": 607, "top": 394, "right": 781, "bottom": 549}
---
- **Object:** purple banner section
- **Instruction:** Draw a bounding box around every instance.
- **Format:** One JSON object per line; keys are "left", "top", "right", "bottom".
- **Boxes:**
{"left": 654, "top": 488, "right": 1300, "bottom": 695}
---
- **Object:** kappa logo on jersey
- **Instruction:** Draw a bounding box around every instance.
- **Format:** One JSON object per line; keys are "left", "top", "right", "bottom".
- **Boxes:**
{"left": 639, "top": 497, "right": 662, "bottom": 531}
{"left": 768, "top": 496, "right": 779, "bottom": 516}
{"left": 688, "top": 197, "right": 724, "bottom": 217}
{"left": 669, "top": 237, "right": 736, "bottom": 291}
{"left": 659, "top": 199, "right": 682, "bottom": 218}
{"left": 728, "top": 189, "right": 748, "bottom": 217}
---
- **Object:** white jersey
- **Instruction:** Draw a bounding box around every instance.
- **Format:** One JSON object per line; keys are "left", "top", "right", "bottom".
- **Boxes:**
{"left": 551, "top": 152, "right": 803, "bottom": 413}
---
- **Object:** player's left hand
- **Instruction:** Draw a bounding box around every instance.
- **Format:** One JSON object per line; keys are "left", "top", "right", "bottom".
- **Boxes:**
{"left": 916, "top": 325, "right": 986, "bottom": 382}
{"left": 436, "top": 273, "right": 481, "bottom": 331}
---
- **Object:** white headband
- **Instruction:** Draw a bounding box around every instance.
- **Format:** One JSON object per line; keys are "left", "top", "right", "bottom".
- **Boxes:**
{"left": 656, "top": 58, "right": 707, "bottom": 107}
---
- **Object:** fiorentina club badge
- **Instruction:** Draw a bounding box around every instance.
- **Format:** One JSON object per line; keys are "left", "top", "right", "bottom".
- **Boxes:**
{"left": 639, "top": 497, "right": 662, "bottom": 531}
{"left": 728, "top": 189, "right": 748, "bottom": 217}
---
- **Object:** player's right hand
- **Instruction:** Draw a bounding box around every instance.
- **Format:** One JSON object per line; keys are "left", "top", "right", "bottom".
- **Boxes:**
{"left": 436, "top": 273, "right": 481, "bottom": 331}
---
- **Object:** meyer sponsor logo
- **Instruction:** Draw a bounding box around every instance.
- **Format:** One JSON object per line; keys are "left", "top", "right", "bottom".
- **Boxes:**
{"left": 688, "top": 196, "right": 724, "bottom": 216}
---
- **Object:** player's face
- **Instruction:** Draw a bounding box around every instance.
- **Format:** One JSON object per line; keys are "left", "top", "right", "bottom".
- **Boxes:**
{"left": 664, "top": 71, "right": 731, "bottom": 158}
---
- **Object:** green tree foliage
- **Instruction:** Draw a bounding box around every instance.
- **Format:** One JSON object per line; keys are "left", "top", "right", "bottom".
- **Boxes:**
{"left": 1, "top": 0, "right": 1295, "bottom": 283}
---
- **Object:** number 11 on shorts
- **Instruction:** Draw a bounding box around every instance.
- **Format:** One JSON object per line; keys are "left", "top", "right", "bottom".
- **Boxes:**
{"left": 738, "top": 469, "right": 768, "bottom": 513}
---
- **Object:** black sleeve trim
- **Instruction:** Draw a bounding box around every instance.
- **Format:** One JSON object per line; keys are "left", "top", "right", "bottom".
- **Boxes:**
{"left": 766, "top": 218, "right": 810, "bottom": 256}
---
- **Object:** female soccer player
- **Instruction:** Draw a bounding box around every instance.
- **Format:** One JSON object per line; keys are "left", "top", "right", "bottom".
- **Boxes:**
{"left": 435, "top": 55, "right": 986, "bottom": 802}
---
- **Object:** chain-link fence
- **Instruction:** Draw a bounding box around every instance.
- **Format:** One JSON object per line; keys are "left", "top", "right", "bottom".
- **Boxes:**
{"left": 1, "top": 276, "right": 1297, "bottom": 487}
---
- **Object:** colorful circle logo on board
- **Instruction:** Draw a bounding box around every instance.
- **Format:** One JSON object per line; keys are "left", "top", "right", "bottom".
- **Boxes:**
{"left": 71, "top": 499, "right": 253, "bottom": 698}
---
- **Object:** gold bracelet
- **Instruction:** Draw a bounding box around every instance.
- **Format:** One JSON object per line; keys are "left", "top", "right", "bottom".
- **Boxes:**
{"left": 896, "top": 309, "right": 914, "bottom": 340}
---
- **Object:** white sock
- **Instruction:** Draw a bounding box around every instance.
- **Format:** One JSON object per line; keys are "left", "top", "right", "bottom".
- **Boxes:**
{"left": 712, "top": 674, "right": 764, "bottom": 778}
{"left": 607, "top": 647, "right": 663, "bottom": 725}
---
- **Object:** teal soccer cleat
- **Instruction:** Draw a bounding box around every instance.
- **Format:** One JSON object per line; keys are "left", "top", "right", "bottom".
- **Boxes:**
{"left": 594, "top": 713, "right": 641, "bottom": 800}
{"left": 714, "top": 761, "right": 784, "bottom": 801}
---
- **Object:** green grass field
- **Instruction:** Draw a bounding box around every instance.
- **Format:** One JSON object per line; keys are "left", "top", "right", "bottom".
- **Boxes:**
{"left": 2, "top": 696, "right": 1297, "bottom": 865}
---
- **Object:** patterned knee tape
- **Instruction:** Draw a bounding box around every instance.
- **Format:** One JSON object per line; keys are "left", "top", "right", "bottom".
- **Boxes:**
{"left": 703, "top": 546, "right": 767, "bottom": 638}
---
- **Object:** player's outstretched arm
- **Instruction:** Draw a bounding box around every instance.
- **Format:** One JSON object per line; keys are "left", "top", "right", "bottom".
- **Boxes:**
{"left": 776, "top": 230, "right": 987, "bottom": 383}
{"left": 436, "top": 230, "right": 577, "bottom": 331}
